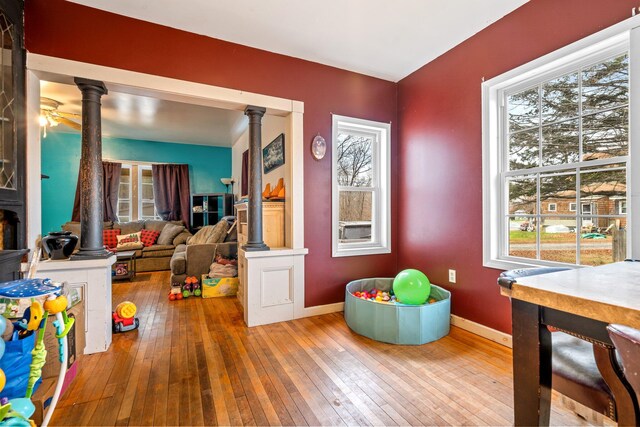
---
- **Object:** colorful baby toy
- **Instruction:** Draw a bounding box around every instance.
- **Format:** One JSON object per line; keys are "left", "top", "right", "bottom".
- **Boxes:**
{"left": 352, "top": 287, "right": 438, "bottom": 305}
{"left": 112, "top": 301, "right": 140, "bottom": 333}
{"left": 182, "top": 276, "right": 201, "bottom": 298}
{"left": 168, "top": 283, "right": 183, "bottom": 301}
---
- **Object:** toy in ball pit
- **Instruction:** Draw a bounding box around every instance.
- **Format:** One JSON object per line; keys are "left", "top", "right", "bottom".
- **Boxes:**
{"left": 393, "top": 269, "right": 431, "bottom": 305}
{"left": 112, "top": 301, "right": 140, "bottom": 333}
{"left": 182, "top": 276, "right": 201, "bottom": 298}
{"left": 168, "top": 283, "right": 183, "bottom": 301}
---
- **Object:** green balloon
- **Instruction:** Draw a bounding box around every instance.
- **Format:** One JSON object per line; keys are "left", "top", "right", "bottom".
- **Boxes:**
{"left": 392, "top": 269, "right": 431, "bottom": 305}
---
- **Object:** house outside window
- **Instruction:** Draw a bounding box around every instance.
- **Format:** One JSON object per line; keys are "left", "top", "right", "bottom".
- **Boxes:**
{"left": 117, "top": 163, "right": 160, "bottom": 222}
{"left": 483, "top": 26, "right": 636, "bottom": 269}
{"left": 332, "top": 115, "right": 391, "bottom": 257}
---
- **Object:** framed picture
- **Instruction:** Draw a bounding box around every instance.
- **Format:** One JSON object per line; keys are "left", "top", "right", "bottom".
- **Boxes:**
{"left": 263, "top": 133, "right": 285, "bottom": 174}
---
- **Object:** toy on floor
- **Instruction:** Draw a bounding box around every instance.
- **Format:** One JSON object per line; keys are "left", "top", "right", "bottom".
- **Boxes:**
{"left": 351, "top": 286, "right": 438, "bottom": 305}
{"left": 182, "top": 276, "right": 201, "bottom": 298}
{"left": 0, "top": 267, "right": 74, "bottom": 427}
{"left": 112, "top": 301, "right": 140, "bottom": 333}
{"left": 168, "top": 284, "right": 183, "bottom": 301}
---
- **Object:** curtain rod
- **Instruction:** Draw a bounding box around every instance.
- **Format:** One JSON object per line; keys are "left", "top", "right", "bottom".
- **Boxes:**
{"left": 103, "top": 158, "right": 183, "bottom": 166}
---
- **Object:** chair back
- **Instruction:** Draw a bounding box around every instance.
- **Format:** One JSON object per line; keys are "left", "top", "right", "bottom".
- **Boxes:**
{"left": 607, "top": 324, "right": 640, "bottom": 402}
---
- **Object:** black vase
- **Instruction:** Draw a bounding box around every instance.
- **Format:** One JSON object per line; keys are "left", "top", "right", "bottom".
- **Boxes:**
{"left": 42, "top": 231, "right": 78, "bottom": 260}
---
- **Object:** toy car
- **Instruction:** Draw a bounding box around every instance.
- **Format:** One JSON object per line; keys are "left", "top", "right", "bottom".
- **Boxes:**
{"left": 112, "top": 311, "right": 140, "bottom": 333}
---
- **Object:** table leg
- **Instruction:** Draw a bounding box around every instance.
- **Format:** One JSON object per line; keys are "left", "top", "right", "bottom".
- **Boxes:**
{"left": 512, "top": 299, "right": 552, "bottom": 426}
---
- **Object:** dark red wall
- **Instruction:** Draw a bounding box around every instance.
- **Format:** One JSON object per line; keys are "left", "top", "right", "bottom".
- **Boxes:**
{"left": 25, "top": 0, "right": 398, "bottom": 308}
{"left": 397, "top": 0, "right": 637, "bottom": 333}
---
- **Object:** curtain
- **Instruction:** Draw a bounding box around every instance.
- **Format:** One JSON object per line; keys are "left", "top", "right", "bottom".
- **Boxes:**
{"left": 72, "top": 161, "right": 122, "bottom": 222}
{"left": 241, "top": 149, "right": 249, "bottom": 197}
{"left": 152, "top": 164, "right": 191, "bottom": 228}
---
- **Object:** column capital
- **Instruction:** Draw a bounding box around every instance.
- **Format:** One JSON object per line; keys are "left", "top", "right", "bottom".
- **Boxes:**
{"left": 244, "top": 105, "right": 266, "bottom": 118}
{"left": 74, "top": 77, "right": 108, "bottom": 96}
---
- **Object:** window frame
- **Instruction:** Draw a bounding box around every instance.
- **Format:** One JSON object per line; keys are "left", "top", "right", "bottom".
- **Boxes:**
{"left": 482, "top": 20, "right": 640, "bottom": 270}
{"left": 117, "top": 162, "right": 161, "bottom": 222}
{"left": 547, "top": 203, "right": 557, "bottom": 212}
{"left": 118, "top": 164, "right": 133, "bottom": 222}
{"left": 331, "top": 114, "right": 391, "bottom": 257}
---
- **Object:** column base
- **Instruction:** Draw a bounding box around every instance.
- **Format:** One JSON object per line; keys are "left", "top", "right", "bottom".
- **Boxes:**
{"left": 72, "top": 247, "right": 112, "bottom": 260}
{"left": 243, "top": 242, "right": 270, "bottom": 251}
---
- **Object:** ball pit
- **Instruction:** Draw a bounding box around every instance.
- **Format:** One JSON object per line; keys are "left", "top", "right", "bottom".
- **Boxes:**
{"left": 344, "top": 278, "right": 451, "bottom": 345}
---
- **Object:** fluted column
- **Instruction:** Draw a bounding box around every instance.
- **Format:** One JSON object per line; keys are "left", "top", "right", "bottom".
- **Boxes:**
{"left": 243, "top": 105, "right": 269, "bottom": 251}
{"left": 72, "top": 77, "right": 110, "bottom": 260}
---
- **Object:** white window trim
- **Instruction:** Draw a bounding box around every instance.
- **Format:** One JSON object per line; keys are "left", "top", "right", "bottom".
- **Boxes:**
{"left": 482, "top": 16, "right": 640, "bottom": 270}
{"left": 547, "top": 203, "right": 557, "bottom": 212}
{"left": 332, "top": 114, "right": 391, "bottom": 257}
{"left": 118, "top": 164, "right": 132, "bottom": 222}
{"left": 569, "top": 202, "right": 577, "bottom": 212}
{"left": 137, "top": 164, "right": 160, "bottom": 220}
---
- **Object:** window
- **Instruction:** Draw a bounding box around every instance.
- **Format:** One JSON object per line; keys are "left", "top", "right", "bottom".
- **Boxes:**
{"left": 332, "top": 115, "right": 390, "bottom": 257}
{"left": 483, "top": 26, "right": 636, "bottom": 269}
{"left": 617, "top": 200, "right": 627, "bottom": 215}
{"left": 117, "top": 163, "right": 160, "bottom": 222}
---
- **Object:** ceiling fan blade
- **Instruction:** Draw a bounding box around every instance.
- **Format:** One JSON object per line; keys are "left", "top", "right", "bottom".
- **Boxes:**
{"left": 57, "top": 116, "right": 81, "bottom": 131}
{"left": 55, "top": 111, "right": 81, "bottom": 119}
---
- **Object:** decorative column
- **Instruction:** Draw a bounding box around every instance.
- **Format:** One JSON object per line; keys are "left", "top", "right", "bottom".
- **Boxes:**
{"left": 72, "top": 77, "right": 110, "bottom": 260}
{"left": 243, "top": 105, "right": 269, "bottom": 251}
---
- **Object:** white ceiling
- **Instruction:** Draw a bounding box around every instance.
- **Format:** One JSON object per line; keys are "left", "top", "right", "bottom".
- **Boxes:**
{"left": 68, "top": 0, "right": 528, "bottom": 82}
{"left": 40, "top": 81, "right": 247, "bottom": 146}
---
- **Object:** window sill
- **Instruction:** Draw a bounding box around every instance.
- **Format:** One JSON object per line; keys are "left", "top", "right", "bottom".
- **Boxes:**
{"left": 332, "top": 245, "right": 391, "bottom": 258}
{"left": 484, "top": 257, "right": 583, "bottom": 272}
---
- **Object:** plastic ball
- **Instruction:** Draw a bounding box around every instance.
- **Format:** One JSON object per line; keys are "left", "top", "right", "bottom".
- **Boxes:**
{"left": 0, "top": 369, "right": 5, "bottom": 392}
{"left": 392, "top": 269, "right": 431, "bottom": 305}
{"left": 115, "top": 301, "right": 137, "bottom": 319}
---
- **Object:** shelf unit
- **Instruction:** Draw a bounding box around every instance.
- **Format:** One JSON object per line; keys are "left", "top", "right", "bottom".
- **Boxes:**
{"left": 191, "top": 193, "right": 234, "bottom": 230}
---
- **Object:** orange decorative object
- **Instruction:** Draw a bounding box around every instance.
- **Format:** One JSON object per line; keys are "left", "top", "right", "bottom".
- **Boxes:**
{"left": 277, "top": 186, "right": 285, "bottom": 198}
{"left": 270, "top": 178, "right": 284, "bottom": 198}
{"left": 262, "top": 183, "right": 271, "bottom": 199}
{"left": 43, "top": 295, "right": 68, "bottom": 315}
{"left": 115, "top": 301, "right": 137, "bottom": 319}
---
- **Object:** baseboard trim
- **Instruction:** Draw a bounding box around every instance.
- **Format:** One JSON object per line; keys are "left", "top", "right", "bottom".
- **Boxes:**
{"left": 301, "top": 301, "right": 344, "bottom": 318}
{"left": 450, "top": 314, "right": 512, "bottom": 348}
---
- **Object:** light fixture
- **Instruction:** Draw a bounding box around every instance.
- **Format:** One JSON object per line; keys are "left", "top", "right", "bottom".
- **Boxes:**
{"left": 220, "top": 178, "right": 235, "bottom": 194}
{"left": 311, "top": 134, "right": 326, "bottom": 160}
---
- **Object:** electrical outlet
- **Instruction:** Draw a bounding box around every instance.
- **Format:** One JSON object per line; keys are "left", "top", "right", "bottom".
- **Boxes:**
{"left": 448, "top": 269, "right": 456, "bottom": 283}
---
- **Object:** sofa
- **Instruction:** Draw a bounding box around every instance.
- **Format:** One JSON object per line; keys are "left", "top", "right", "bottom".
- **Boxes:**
{"left": 170, "top": 218, "right": 238, "bottom": 284}
{"left": 61, "top": 220, "right": 192, "bottom": 272}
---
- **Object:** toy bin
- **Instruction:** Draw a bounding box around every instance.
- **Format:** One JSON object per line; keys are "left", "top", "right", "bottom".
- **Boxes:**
{"left": 344, "top": 278, "right": 451, "bottom": 345}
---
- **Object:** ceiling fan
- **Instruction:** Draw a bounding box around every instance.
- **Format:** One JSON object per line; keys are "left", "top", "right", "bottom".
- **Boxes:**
{"left": 39, "top": 97, "right": 81, "bottom": 135}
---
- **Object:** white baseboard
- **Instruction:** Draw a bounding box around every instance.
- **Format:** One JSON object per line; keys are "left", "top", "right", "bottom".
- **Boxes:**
{"left": 301, "top": 301, "right": 344, "bottom": 318}
{"left": 450, "top": 314, "right": 512, "bottom": 348}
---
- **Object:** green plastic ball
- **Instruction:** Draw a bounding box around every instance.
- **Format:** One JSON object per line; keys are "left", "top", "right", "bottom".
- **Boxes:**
{"left": 392, "top": 269, "right": 431, "bottom": 305}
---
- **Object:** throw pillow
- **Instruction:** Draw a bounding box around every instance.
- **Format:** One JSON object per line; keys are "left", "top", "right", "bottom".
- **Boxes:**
{"left": 157, "top": 223, "right": 185, "bottom": 246}
{"left": 140, "top": 229, "right": 160, "bottom": 247}
{"left": 103, "top": 229, "right": 121, "bottom": 249}
{"left": 172, "top": 230, "right": 192, "bottom": 246}
{"left": 116, "top": 232, "right": 143, "bottom": 250}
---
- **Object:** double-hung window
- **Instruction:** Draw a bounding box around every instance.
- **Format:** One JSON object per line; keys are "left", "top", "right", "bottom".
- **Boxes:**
{"left": 483, "top": 23, "right": 638, "bottom": 269}
{"left": 332, "top": 115, "right": 390, "bottom": 257}
{"left": 117, "top": 163, "right": 161, "bottom": 222}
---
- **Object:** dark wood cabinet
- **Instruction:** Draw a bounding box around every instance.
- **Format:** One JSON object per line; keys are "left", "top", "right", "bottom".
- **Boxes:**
{"left": 0, "top": 0, "right": 25, "bottom": 250}
{"left": 191, "top": 193, "right": 234, "bottom": 231}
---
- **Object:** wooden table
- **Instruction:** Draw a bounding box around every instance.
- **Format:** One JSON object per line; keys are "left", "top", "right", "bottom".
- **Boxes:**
{"left": 499, "top": 261, "right": 640, "bottom": 426}
{"left": 113, "top": 250, "right": 137, "bottom": 281}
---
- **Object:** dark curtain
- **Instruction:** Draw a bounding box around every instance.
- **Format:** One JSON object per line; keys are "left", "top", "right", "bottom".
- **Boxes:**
{"left": 241, "top": 149, "right": 249, "bottom": 197}
{"left": 152, "top": 164, "right": 191, "bottom": 228}
{"left": 72, "top": 161, "right": 122, "bottom": 222}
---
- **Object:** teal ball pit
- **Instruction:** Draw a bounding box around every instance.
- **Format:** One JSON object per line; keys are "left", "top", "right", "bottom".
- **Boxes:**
{"left": 344, "top": 278, "right": 451, "bottom": 345}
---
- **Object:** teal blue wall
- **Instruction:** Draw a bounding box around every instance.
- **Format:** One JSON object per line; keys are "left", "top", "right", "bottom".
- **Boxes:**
{"left": 41, "top": 132, "right": 232, "bottom": 234}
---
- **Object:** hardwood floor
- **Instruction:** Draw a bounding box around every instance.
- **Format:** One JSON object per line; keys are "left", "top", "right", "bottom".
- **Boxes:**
{"left": 51, "top": 271, "right": 589, "bottom": 426}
